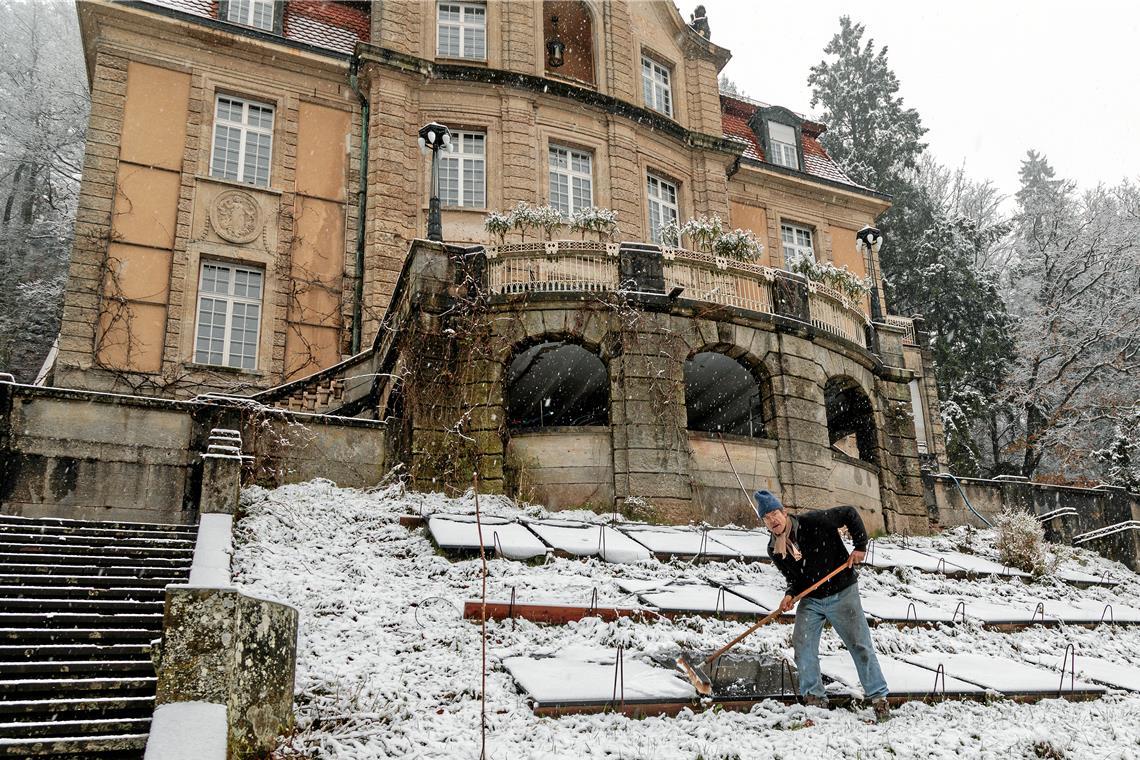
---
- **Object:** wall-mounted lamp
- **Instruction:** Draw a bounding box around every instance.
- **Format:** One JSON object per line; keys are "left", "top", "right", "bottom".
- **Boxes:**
{"left": 546, "top": 15, "right": 565, "bottom": 68}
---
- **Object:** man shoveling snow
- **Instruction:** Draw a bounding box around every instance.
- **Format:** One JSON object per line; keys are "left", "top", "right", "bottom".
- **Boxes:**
{"left": 756, "top": 490, "right": 892, "bottom": 722}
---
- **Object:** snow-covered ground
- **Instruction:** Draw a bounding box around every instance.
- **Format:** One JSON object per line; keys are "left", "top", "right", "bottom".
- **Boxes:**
{"left": 233, "top": 480, "right": 1140, "bottom": 759}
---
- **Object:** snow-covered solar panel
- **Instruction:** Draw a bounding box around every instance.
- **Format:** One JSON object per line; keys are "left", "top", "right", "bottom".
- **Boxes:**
{"left": 1056, "top": 567, "right": 1115, "bottom": 586}
{"left": 907, "top": 593, "right": 1053, "bottom": 625}
{"left": 638, "top": 583, "right": 767, "bottom": 616}
{"left": 820, "top": 653, "right": 986, "bottom": 697}
{"left": 1070, "top": 600, "right": 1140, "bottom": 624}
{"left": 902, "top": 653, "right": 1104, "bottom": 695}
{"left": 615, "top": 525, "right": 740, "bottom": 559}
{"left": 1024, "top": 653, "right": 1140, "bottom": 692}
{"left": 864, "top": 545, "right": 969, "bottom": 573}
{"left": 704, "top": 528, "right": 771, "bottom": 560}
{"left": 726, "top": 584, "right": 792, "bottom": 616}
{"left": 859, "top": 593, "right": 961, "bottom": 624}
{"left": 914, "top": 549, "right": 1029, "bottom": 578}
{"left": 524, "top": 520, "right": 652, "bottom": 563}
{"left": 427, "top": 515, "right": 547, "bottom": 559}
{"left": 503, "top": 647, "right": 696, "bottom": 705}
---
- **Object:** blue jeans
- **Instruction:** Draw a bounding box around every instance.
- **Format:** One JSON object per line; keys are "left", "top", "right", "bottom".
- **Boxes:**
{"left": 793, "top": 583, "right": 889, "bottom": 700}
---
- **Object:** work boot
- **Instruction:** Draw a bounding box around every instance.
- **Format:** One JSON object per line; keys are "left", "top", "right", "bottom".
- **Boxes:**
{"left": 802, "top": 695, "right": 829, "bottom": 709}
{"left": 872, "top": 698, "right": 891, "bottom": 722}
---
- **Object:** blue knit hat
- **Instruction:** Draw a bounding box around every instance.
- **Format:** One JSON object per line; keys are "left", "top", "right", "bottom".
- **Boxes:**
{"left": 753, "top": 490, "right": 784, "bottom": 520}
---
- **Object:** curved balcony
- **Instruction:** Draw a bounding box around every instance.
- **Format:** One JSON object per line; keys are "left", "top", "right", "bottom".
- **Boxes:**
{"left": 484, "top": 240, "right": 871, "bottom": 350}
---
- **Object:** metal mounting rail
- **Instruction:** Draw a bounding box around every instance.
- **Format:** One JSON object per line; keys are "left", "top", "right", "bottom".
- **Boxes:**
{"left": 1073, "top": 521, "right": 1140, "bottom": 545}
{"left": 1037, "top": 507, "right": 1080, "bottom": 522}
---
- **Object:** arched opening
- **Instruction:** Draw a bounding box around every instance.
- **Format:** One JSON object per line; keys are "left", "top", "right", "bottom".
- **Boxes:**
{"left": 506, "top": 340, "right": 608, "bottom": 429}
{"left": 825, "top": 376, "right": 877, "bottom": 464}
{"left": 543, "top": 1, "right": 595, "bottom": 86}
{"left": 684, "top": 352, "right": 774, "bottom": 438}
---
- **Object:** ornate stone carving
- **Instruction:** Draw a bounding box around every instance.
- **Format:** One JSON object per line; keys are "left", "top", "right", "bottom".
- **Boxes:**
{"left": 210, "top": 190, "right": 263, "bottom": 245}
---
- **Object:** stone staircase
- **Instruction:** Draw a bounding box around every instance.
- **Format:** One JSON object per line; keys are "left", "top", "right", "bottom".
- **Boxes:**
{"left": 0, "top": 514, "right": 195, "bottom": 758}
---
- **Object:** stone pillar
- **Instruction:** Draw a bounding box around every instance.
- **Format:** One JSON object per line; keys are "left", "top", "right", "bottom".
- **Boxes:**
{"left": 771, "top": 334, "right": 832, "bottom": 511}
{"left": 153, "top": 589, "right": 298, "bottom": 759}
{"left": 609, "top": 310, "right": 694, "bottom": 521}
{"left": 200, "top": 428, "right": 242, "bottom": 515}
{"left": 500, "top": 94, "right": 538, "bottom": 209}
{"left": 874, "top": 374, "right": 929, "bottom": 535}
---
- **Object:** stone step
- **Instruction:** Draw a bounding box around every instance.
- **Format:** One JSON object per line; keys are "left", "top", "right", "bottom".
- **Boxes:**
{"left": 0, "top": 540, "right": 194, "bottom": 559}
{"left": 0, "top": 531, "right": 194, "bottom": 551}
{"left": 0, "top": 644, "right": 152, "bottom": 663}
{"left": 0, "top": 613, "right": 163, "bottom": 631}
{"left": 0, "top": 585, "right": 166, "bottom": 602}
{"left": 0, "top": 514, "right": 193, "bottom": 535}
{"left": 0, "top": 676, "right": 156, "bottom": 701}
{"left": 0, "top": 659, "right": 153, "bottom": 678}
{"left": 0, "top": 696, "right": 153, "bottom": 721}
{"left": 0, "top": 552, "right": 192, "bottom": 570}
{"left": 0, "top": 628, "right": 157, "bottom": 645}
{"left": 0, "top": 563, "right": 189, "bottom": 580}
{"left": 0, "top": 574, "right": 180, "bottom": 589}
{"left": 0, "top": 716, "right": 151, "bottom": 740}
{"left": 0, "top": 598, "right": 164, "bottom": 615}
{"left": 0, "top": 732, "right": 149, "bottom": 757}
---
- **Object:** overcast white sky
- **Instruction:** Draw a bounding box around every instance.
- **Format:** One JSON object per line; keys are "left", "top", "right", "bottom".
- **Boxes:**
{"left": 677, "top": 0, "right": 1140, "bottom": 198}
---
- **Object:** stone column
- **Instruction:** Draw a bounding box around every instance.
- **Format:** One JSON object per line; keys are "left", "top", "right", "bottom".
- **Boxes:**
{"left": 771, "top": 333, "right": 833, "bottom": 511}
{"left": 874, "top": 375, "right": 929, "bottom": 535}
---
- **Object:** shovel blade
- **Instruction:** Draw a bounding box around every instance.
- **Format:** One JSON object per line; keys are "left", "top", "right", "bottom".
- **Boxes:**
{"left": 675, "top": 653, "right": 713, "bottom": 697}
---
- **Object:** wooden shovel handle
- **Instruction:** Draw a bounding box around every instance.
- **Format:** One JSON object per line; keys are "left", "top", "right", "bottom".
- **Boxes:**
{"left": 701, "top": 560, "right": 851, "bottom": 667}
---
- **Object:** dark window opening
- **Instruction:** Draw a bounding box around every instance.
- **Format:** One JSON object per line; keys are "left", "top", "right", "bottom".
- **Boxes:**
{"left": 684, "top": 352, "right": 773, "bottom": 438}
{"left": 543, "top": 1, "right": 595, "bottom": 85}
{"left": 825, "top": 377, "right": 877, "bottom": 464}
{"left": 507, "top": 341, "right": 608, "bottom": 428}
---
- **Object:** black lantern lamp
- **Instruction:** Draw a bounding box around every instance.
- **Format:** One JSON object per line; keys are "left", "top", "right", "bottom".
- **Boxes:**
{"left": 856, "top": 225, "right": 884, "bottom": 320}
{"left": 546, "top": 15, "right": 565, "bottom": 68}
{"left": 417, "top": 121, "right": 452, "bottom": 243}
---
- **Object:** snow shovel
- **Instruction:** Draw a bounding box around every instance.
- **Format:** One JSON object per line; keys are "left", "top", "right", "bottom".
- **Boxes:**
{"left": 675, "top": 560, "right": 851, "bottom": 696}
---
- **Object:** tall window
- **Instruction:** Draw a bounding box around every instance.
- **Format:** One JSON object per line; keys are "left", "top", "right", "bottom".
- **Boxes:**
{"left": 211, "top": 96, "right": 274, "bottom": 188}
{"left": 781, "top": 222, "right": 814, "bottom": 264}
{"left": 647, "top": 173, "right": 678, "bottom": 244}
{"left": 225, "top": 0, "right": 275, "bottom": 31}
{"left": 641, "top": 55, "right": 672, "bottom": 117}
{"left": 438, "top": 131, "right": 486, "bottom": 208}
{"left": 506, "top": 341, "right": 608, "bottom": 428}
{"left": 548, "top": 145, "right": 592, "bottom": 216}
{"left": 194, "top": 262, "right": 263, "bottom": 370}
{"left": 768, "top": 122, "right": 799, "bottom": 169}
{"left": 437, "top": 2, "right": 486, "bottom": 59}
{"left": 684, "top": 352, "right": 774, "bottom": 438}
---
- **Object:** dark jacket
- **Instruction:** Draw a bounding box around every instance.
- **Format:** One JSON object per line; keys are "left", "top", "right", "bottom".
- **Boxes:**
{"left": 768, "top": 506, "right": 869, "bottom": 600}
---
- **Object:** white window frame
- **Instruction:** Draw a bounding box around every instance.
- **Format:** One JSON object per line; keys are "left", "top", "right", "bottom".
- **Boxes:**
{"left": 437, "top": 1, "right": 487, "bottom": 60}
{"left": 548, "top": 145, "right": 593, "bottom": 216}
{"left": 225, "top": 0, "right": 275, "bottom": 31}
{"left": 210, "top": 95, "right": 275, "bottom": 188}
{"left": 781, "top": 222, "right": 815, "bottom": 264}
{"left": 641, "top": 55, "right": 673, "bottom": 117}
{"left": 768, "top": 122, "right": 800, "bottom": 170}
{"left": 647, "top": 173, "right": 679, "bottom": 245}
{"left": 194, "top": 262, "right": 264, "bottom": 371}
{"left": 438, "top": 130, "right": 486, "bottom": 208}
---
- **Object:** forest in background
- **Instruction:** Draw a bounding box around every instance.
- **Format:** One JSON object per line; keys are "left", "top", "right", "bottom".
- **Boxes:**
{"left": 1, "top": 4, "right": 1135, "bottom": 488}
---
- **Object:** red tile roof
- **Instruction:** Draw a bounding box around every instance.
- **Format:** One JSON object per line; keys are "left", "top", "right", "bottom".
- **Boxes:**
{"left": 721, "top": 94, "right": 871, "bottom": 193}
{"left": 140, "top": 0, "right": 370, "bottom": 56}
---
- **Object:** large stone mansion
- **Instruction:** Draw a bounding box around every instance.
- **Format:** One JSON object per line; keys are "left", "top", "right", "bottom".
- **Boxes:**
{"left": 43, "top": 0, "right": 945, "bottom": 533}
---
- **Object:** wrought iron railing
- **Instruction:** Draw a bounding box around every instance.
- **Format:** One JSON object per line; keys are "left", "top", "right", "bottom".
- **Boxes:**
{"left": 661, "top": 248, "right": 776, "bottom": 315}
{"left": 882, "top": 315, "right": 918, "bottom": 345}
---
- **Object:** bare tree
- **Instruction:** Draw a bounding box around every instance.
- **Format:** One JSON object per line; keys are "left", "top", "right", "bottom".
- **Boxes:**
{"left": 0, "top": 1, "right": 88, "bottom": 380}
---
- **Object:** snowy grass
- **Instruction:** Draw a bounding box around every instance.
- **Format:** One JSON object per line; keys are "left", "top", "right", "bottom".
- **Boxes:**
{"left": 233, "top": 480, "right": 1140, "bottom": 759}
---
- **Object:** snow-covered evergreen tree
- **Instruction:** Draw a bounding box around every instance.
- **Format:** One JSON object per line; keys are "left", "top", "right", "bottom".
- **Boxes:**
{"left": 1094, "top": 404, "right": 1140, "bottom": 490}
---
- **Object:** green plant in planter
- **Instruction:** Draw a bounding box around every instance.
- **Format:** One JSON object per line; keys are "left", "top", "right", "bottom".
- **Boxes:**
{"left": 712, "top": 228, "right": 764, "bottom": 262}
{"left": 569, "top": 206, "right": 620, "bottom": 240}
{"left": 786, "top": 253, "right": 871, "bottom": 303}
{"left": 483, "top": 211, "right": 511, "bottom": 245}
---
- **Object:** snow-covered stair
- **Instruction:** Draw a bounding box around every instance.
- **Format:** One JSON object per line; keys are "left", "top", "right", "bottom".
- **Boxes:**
{"left": 0, "top": 514, "right": 194, "bottom": 758}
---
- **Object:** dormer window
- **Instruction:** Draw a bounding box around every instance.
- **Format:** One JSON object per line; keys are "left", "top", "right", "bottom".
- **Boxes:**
{"left": 768, "top": 122, "right": 799, "bottom": 170}
{"left": 641, "top": 55, "right": 673, "bottom": 117}
{"left": 222, "top": 0, "right": 278, "bottom": 33}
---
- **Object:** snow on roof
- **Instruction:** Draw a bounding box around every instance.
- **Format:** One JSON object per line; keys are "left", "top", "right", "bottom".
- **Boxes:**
{"left": 233, "top": 480, "right": 1140, "bottom": 757}
{"left": 721, "top": 94, "right": 874, "bottom": 192}
{"left": 136, "top": 0, "right": 369, "bottom": 56}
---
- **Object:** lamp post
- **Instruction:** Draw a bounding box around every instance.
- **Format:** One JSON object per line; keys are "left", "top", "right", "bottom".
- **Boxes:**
{"left": 856, "top": 225, "right": 884, "bottom": 320}
{"left": 418, "top": 121, "right": 452, "bottom": 243}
